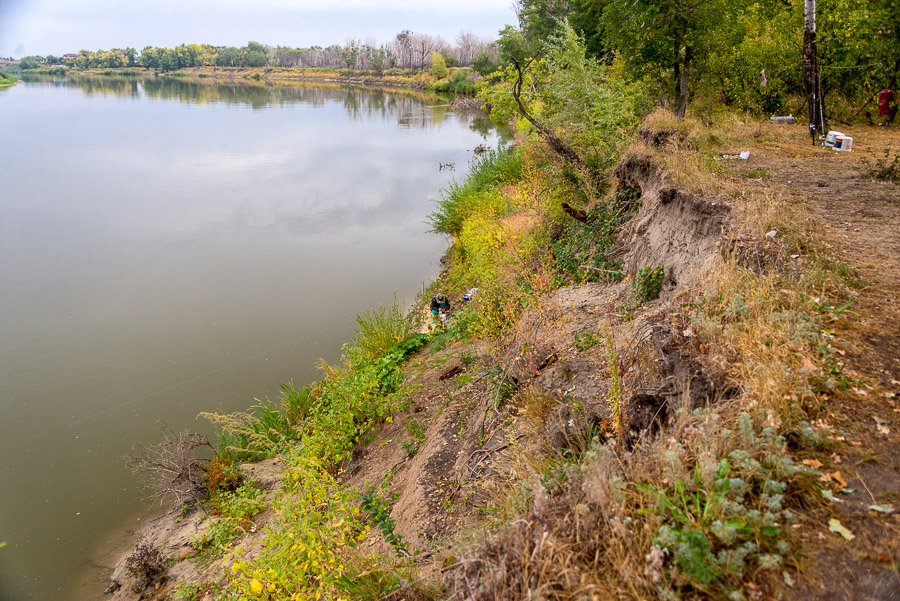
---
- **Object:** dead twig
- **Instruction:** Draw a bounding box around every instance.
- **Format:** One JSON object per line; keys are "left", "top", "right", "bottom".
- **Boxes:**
{"left": 466, "top": 434, "right": 528, "bottom": 476}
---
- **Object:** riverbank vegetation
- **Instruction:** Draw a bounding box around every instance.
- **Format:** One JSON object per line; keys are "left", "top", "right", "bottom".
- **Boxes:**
{"left": 111, "top": 2, "right": 899, "bottom": 600}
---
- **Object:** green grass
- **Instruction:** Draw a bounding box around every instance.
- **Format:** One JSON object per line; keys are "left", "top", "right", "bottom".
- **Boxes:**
{"left": 427, "top": 146, "right": 523, "bottom": 236}
{"left": 347, "top": 297, "right": 415, "bottom": 367}
{"left": 741, "top": 167, "right": 770, "bottom": 179}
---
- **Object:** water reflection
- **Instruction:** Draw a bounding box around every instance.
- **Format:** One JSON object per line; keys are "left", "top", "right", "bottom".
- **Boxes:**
{"left": 20, "top": 74, "right": 509, "bottom": 140}
{"left": 0, "top": 77, "right": 508, "bottom": 601}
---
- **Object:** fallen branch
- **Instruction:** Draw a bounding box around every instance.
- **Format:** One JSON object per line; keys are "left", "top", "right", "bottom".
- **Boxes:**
{"left": 465, "top": 434, "right": 528, "bottom": 476}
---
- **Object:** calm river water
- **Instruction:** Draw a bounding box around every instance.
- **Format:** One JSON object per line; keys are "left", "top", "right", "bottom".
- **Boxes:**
{"left": 0, "top": 75, "right": 506, "bottom": 600}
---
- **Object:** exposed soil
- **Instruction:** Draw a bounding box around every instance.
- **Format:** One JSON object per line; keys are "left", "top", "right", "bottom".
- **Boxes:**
{"left": 340, "top": 336, "right": 522, "bottom": 551}
{"left": 724, "top": 124, "right": 900, "bottom": 600}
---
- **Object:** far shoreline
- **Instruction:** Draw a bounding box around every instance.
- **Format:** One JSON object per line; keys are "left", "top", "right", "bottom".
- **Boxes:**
{"left": 18, "top": 65, "right": 483, "bottom": 97}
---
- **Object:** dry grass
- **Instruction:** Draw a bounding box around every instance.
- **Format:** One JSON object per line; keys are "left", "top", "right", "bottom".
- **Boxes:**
{"left": 691, "top": 264, "right": 827, "bottom": 419}
{"left": 446, "top": 109, "right": 856, "bottom": 601}
{"left": 451, "top": 390, "right": 828, "bottom": 600}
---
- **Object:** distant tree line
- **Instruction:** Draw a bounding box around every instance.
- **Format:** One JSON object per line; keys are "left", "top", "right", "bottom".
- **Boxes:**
{"left": 16, "top": 31, "right": 500, "bottom": 75}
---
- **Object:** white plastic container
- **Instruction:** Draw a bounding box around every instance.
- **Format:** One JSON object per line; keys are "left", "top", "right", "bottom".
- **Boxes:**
{"left": 833, "top": 135, "right": 853, "bottom": 152}
{"left": 823, "top": 130, "right": 844, "bottom": 147}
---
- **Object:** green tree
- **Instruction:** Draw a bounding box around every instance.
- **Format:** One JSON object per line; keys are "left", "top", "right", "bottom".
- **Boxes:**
{"left": 18, "top": 56, "right": 39, "bottom": 70}
{"left": 538, "top": 25, "right": 647, "bottom": 171}
{"left": 603, "top": 0, "right": 738, "bottom": 118}
{"left": 702, "top": 1, "right": 799, "bottom": 114}
{"left": 75, "top": 49, "right": 91, "bottom": 69}
{"left": 569, "top": 0, "right": 610, "bottom": 60}
{"left": 370, "top": 47, "right": 389, "bottom": 74}
{"left": 818, "top": 0, "right": 900, "bottom": 108}
{"left": 342, "top": 39, "right": 360, "bottom": 69}
{"left": 515, "top": 0, "right": 573, "bottom": 45}
{"left": 482, "top": 24, "right": 646, "bottom": 169}
{"left": 217, "top": 46, "right": 239, "bottom": 67}
{"left": 472, "top": 51, "right": 500, "bottom": 76}
{"left": 245, "top": 41, "right": 269, "bottom": 67}
{"left": 139, "top": 47, "right": 159, "bottom": 69}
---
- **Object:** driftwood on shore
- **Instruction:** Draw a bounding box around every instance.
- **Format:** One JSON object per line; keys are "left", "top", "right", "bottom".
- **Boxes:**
{"left": 451, "top": 96, "right": 488, "bottom": 114}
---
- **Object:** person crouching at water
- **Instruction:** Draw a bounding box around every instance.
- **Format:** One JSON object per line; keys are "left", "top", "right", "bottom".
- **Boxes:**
{"left": 430, "top": 293, "right": 451, "bottom": 326}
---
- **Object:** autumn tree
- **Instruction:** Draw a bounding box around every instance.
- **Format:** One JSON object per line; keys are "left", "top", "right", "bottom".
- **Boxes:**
{"left": 430, "top": 52, "right": 449, "bottom": 78}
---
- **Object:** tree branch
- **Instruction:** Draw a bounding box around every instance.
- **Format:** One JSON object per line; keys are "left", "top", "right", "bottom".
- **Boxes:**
{"left": 509, "top": 54, "right": 584, "bottom": 167}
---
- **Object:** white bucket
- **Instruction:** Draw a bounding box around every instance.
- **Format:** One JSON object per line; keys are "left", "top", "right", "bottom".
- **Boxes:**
{"left": 824, "top": 130, "right": 844, "bottom": 147}
{"left": 833, "top": 135, "right": 853, "bottom": 152}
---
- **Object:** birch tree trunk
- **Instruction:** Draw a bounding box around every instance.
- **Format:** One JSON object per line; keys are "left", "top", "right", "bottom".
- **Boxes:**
{"left": 802, "top": 0, "right": 826, "bottom": 143}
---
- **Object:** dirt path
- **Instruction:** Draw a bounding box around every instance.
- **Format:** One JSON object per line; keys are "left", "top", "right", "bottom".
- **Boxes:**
{"left": 733, "top": 126, "right": 900, "bottom": 600}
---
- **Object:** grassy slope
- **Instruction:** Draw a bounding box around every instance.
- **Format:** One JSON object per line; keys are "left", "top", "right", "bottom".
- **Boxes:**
{"left": 113, "top": 110, "right": 899, "bottom": 601}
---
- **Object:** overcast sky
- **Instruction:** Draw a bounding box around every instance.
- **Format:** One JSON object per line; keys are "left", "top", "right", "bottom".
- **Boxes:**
{"left": 0, "top": 0, "right": 517, "bottom": 58}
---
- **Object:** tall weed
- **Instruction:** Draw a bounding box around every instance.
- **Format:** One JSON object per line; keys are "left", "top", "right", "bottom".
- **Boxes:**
{"left": 427, "top": 146, "right": 522, "bottom": 236}
{"left": 347, "top": 296, "right": 415, "bottom": 367}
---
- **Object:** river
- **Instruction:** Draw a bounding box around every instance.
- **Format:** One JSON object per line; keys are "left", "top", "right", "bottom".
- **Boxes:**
{"left": 0, "top": 75, "right": 506, "bottom": 600}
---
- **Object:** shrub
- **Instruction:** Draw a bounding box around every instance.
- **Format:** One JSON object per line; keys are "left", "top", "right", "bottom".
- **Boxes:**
{"left": 862, "top": 148, "right": 900, "bottom": 182}
{"left": 633, "top": 264, "right": 664, "bottom": 302}
{"left": 211, "top": 483, "right": 266, "bottom": 521}
{"left": 124, "top": 429, "right": 212, "bottom": 509}
{"left": 206, "top": 455, "right": 241, "bottom": 497}
{"left": 124, "top": 540, "right": 167, "bottom": 592}
{"left": 430, "top": 52, "right": 448, "bottom": 79}
{"left": 301, "top": 334, "right": 428, "bottom": 464}
{"left": 472, "top": 51, "right": 500, "bottom": 77}
{"left": 480, "top": 26, "right": 648, "bottom": 173}
{"left": 435, "top": 69, "right": 477, "bottom": 94}
{"left": 360, "top": 487, "right": 410, "bottom": 557}
{"left": 552, "top": 188, "right": 638, "bottom": 284}
{"left": 539, "top": 29, "right": 649, "bottom": 173}
{"left": 223, "top": 460, "right": 366, "bottom": 599}
{"left": 573, "top": 330, "right": 600, "bottom": 351}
